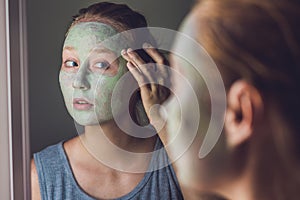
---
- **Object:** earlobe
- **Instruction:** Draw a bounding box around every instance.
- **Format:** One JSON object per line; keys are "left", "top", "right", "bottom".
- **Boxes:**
{"left": 225, "top": 80, "right": 263, "bottom": 148}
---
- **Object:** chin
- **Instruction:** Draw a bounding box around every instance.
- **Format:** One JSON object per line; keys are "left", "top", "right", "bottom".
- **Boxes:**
{"left": 73, "top": 117, "right": 113, "bottom": 127}
{"left": 74, "top": 120, "right": 96, "bottom": 126}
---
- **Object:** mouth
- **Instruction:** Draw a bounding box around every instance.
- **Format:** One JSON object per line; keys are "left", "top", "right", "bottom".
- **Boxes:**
{"left": 73, "top": 98, "right": 94, "bottom": 110}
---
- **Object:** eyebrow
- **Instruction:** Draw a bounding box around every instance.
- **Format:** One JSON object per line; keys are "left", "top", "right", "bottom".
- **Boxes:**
{"left": 90, "top": 47, "right": 114, "bottom": 54}
{"left": 63, "top": 46, "right": 115, "bottom": 55}
{"left": 63, "top": 46, "right": 75, "bottom": 51}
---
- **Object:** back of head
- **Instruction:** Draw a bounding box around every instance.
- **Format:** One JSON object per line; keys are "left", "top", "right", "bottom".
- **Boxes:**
{"left": 193, "top": 0, "right": 300, "bottom": 198}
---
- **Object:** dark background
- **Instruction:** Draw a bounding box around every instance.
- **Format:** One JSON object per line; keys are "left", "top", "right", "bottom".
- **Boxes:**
{"left": 27, "top": 0, "right": 195, "bottom": 154}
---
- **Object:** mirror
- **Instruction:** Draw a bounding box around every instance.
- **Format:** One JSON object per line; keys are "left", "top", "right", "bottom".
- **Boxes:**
{"left": 27, "top": 0, "right": 194, "bottom": 157}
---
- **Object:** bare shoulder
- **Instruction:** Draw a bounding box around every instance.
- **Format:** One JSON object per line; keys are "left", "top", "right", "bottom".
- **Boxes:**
{"left": 63, "top": 136, "right": 81, "bottom": 157}
{"left": 31, "top": 158, "right": 41, "bottom": 200}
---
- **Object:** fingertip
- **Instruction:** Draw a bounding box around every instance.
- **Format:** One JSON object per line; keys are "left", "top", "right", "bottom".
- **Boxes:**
{"left": 121, "top": 49, "right": 127, "bottom": 55}
{"left": 143, "top": 42, "right": 152, "bottom": 49}
{"left": 127, "top": 48, "right": 133, "bottom": 53}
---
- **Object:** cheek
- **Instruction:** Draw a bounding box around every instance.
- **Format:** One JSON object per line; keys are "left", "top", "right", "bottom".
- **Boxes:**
{"left": 59, "top": 71, "right": 74, "bottom": 87}
{"left": 59, "top": 71, "right": 75, "bottom": 98}
{"left": 93, "top": 77, "right": 116, "bottom": 107}
{"left": 94, "top": 65, "right": 126, "bottom": 99}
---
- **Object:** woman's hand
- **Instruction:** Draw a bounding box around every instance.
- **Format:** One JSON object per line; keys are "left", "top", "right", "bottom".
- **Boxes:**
{"left": 121, "top": 43, "right": 171, "bottom": 131}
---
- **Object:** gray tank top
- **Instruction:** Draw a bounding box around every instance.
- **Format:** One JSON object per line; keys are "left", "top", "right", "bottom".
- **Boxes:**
{"left": 34, "top": 138, "right": 183, "bottom": 200}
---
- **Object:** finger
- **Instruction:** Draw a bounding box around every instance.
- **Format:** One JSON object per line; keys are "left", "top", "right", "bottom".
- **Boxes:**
{"left": 156, "top": 64, "right": 170, "bottom": 79}
{"left": 121, "top": 49, "right": 141, "bottom": 71}
{"left": 126, "top": 49, "right": 157, "bottom": 90}
{"left": 127, "top": 62, "right": 150, "bottom": 96}
{"left": 142, "top": 43, "right": 165, "bottom": 64}
{"left": 127, "top": 48, "right": 146, "bottom": 66}
{"left": 127, "top": 61, "right": 141, "bottom": 76}
{"left": 127, "top": 62, "right": 145, "bottom": 85}
{"left": 122, "top": 49, "right": 145, "bottom": 73}
{"left": 142, "top": 43, "right": 170, "bottom": 78}
{"left": 121, "top": 49, "right": 131, "bottom": 62}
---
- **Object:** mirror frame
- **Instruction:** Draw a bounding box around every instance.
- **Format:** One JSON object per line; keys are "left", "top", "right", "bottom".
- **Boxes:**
{"left": 0, "top": 0, "right": 30, "bottom": 199}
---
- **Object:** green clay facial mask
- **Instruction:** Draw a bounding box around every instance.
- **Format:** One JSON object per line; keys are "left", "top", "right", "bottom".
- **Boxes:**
{"left": 59, "top": 22, "right": 127, "bottom": 126}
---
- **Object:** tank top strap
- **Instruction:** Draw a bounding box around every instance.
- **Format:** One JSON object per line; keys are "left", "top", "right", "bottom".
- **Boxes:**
{"left": 34, "top": 141, "right": 95, "bottom": 200}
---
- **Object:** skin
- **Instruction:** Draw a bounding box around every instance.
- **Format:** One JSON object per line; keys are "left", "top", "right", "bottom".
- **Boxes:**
{"left": 60, "top": 22, "right": 127, "bottom": 126}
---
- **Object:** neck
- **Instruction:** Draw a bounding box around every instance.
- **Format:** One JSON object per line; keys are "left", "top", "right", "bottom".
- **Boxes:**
{"left": 214, "top": 134, "right": 276, "bottom": 200}
{"left": 181, "top": 171, "right": 256, "bottom": 200}
{"left": 214, "top": 173, "right": 254, "bottom": 200}
{"left": 80, "top": 119, "right": 157, "bottom": 173}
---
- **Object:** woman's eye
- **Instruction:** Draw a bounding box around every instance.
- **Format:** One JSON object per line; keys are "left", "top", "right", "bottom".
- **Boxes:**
{"left": 94, "top": 62, "right": 110, "bottom": 70}
{"left": 64, "top": 60, "right": 78, "bottom": 67}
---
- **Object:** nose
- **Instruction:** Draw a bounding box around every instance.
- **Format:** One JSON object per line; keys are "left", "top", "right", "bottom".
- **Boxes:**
{"left": 72, "top": 67, "right": 90, "bottom": 90}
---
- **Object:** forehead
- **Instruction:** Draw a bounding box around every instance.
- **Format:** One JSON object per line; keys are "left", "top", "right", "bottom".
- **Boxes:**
{"left": 63, "top": 22, "right": 118, "bottom": 50}
{"left": 180, "top": 11, "right": 199, "bottom": 38}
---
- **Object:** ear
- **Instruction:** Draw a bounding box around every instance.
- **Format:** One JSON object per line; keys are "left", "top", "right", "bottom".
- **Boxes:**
{"left": 225, "top": 80, "right": 263, "bottom": 148}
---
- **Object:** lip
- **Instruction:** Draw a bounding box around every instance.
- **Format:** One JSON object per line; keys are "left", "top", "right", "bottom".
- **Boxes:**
{"left": 73, "top": 98, "right": 94, "bottom": 110}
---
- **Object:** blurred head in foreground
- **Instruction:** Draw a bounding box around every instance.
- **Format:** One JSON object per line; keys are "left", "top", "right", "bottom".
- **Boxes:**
{"left": 168, "top": 0, "right": 300, "bottom": 199}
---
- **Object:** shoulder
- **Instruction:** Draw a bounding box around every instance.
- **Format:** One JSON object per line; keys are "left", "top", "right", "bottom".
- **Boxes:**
{"left": 31, "top": 141, "right": 63, "bottom": 200}
{"left": 63, "top": 136, "right": 81, "bottom": 158}
{"left": 34, "top": 137, "right": 79, "bottom": 166}
{"left": 31, "top": 137, "right": 81, "bottom": 199}
{"left": 141, "top": 138, "right": 183, "bottom": 199}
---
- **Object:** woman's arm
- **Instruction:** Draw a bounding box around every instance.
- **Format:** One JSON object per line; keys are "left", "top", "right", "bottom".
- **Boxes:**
{"left": 31, "top": 159, "right": 41, "bottom": 200}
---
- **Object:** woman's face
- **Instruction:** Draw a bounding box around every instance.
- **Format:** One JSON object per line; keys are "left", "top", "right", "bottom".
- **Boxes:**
{"left": 59, "top": 22, "right": 127, "bottom": 126}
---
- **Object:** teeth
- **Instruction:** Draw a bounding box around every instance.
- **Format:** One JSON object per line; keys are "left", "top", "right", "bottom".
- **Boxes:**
{"left": 77, "top": 101, "right": 87, "bottom": 104}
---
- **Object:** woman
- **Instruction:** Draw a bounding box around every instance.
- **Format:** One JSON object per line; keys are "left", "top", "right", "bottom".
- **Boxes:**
{"left": 31, "top": 2, "right": 182, "bottom": 200}
{"left": 163, "top": 0, "right": 300, "bottom": 199}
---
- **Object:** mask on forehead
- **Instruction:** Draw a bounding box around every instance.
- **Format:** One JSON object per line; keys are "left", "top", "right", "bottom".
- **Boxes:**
{"left": 64, "top": 22, "right": 129, "bottom": 56}
{"left": 59, "top": 22, "right": 129, "bottom": 126}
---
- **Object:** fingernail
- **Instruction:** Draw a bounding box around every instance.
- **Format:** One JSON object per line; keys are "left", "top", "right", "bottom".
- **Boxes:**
{"left": 121, "top": 49, "right": 126, "bottom": 55}
{"left": 127, "top": 62, "right": 134, "bottom": 68}
{"left": 127, "top": 48, "right": 133, "bottom": 53}
{"left": 143, "top": 42, "right": 152, "bottom": 48}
